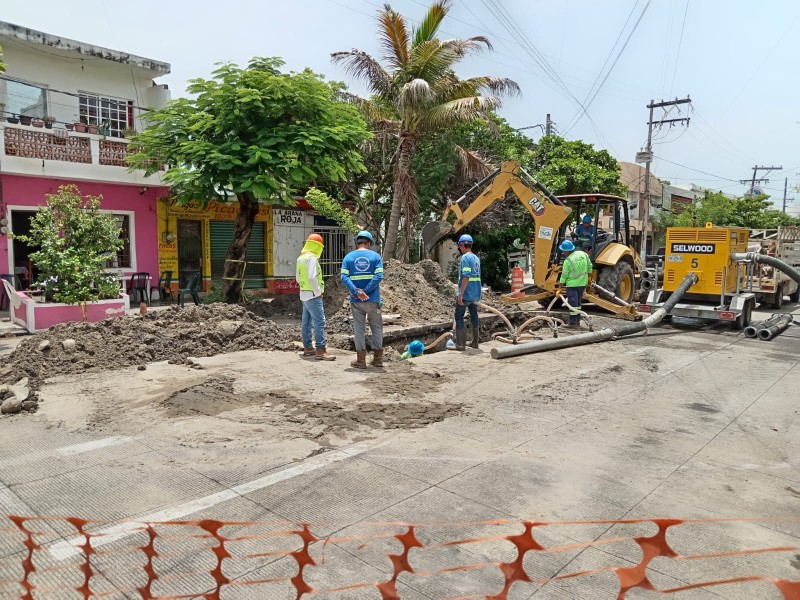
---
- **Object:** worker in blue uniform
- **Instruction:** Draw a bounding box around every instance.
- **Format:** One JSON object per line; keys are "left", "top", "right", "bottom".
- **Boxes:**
{"left": 573, "top": 214, "right": 596, "bottom": 251}
{"left": 340, "top": 231, "right": 384, "bottom": 369}
{"left": 453, "top": 234, "right": 482, "bottom": 350}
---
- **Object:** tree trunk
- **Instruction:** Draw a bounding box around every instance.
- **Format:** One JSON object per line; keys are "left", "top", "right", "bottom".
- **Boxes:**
{"left": 383, "top": 134, "right": 416, "bottom": 261}
{"left": 222, "top": 193, "right": 260, "bottom": 303}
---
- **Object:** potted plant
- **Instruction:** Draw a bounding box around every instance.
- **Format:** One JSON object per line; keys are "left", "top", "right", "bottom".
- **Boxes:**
{"left": 6, "top": 113, "right": 19, "bottom": 125}
{"left": 87, "top": 117, "right": 99, "bottom": 135}
{"left": 19, "top": 114, "right": 33, "bottom": 126}
{"left": 7, "top": 185, "right": 129, "bottom": 333}
{"left": 98, "top": 119, "right": 111, "bottom": 136}
{"left": 43, "top": 115, "right": 56, "bottom": 129}
{"left": 122, "top": 126, "right": 136, "bottom": 138}
{"left": 74, "top": 112, "right": 88, "bottom": 133}
{"left": 32, "top": 117, "right": 44, "bottom": 128}
{"left": 65, "top": 122, "right": 74, "bottom": 131}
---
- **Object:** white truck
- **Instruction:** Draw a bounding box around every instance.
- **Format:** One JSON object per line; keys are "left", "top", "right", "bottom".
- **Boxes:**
{"left": 747, "top": 226, "right": 800, "bottom": 308}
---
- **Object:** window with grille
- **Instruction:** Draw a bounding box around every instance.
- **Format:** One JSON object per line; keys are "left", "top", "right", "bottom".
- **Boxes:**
{"left": 106, "top": 215, "right": 132, "bottom": 269}
{"left": 78, "top": 92, "right": 132, "bottom": 137}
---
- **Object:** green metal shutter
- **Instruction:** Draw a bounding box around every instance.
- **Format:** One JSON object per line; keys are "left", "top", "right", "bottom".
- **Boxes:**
{"left": 209, "top": 221, "right": 265, "bottom": 289}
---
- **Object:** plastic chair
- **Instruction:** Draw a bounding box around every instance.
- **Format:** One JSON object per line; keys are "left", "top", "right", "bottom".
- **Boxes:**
{"left": 154, "top": 271, "right": 174, "bottom": 303}
{"left": 127, "top": 272, "right": 151, "bottom": 305}
{"left": 178, "top": 272, "right": 202, "bottom": 307}
{"left": 0, "top": 274, "right": 15, "bottom": 311}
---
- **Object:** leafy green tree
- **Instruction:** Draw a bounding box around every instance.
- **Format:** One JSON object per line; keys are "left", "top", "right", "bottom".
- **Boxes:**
{"left": 668, "top": 192, "right": 800, "bottom": 229}
{"left": 13, "top": 185, "right": 122, "bottom": 304}
{"left": 305, "top": 188, "right": 359, "bottom": 233}
{"left": 333, "top": 0, "right": 519, "bottom": 260}
{"left": 528, "top": 135, "right": 626, "bottom": 197}
{"left": 127, "top": 57, "right": 370, "bottom": 302}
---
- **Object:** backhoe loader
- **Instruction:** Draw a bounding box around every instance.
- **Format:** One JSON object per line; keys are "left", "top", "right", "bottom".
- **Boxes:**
{"left": 422, "top": 160, "right": 642, "bottom": 320}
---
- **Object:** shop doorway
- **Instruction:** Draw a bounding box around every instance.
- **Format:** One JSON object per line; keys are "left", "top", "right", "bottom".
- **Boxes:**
{"left": 10, "top": 210, "right": 36, "bottom": 289}
{"left": 177, "top": 220, "right": 202, "bottom": 287}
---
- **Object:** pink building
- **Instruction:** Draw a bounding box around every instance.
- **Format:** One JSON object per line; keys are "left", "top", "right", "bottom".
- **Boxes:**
{"left": 0, "top": 21, "right": 171, "bottom": 291}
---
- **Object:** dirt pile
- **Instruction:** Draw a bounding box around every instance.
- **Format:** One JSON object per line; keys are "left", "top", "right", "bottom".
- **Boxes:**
{"left": 334, "top": 259, "right": 458, "bottom": 324}
{"left": 1, "top": 305, "right": 298, "bottom": 399}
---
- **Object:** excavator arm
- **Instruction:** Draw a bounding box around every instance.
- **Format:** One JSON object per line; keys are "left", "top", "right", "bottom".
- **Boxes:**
{"left": 422, "top": 160, "right": 572, "bottom": 286}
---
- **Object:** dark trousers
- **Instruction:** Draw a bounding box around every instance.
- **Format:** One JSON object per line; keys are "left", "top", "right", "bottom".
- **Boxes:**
{"left": 455, "top": 301, "right": 479, "bottom": 330}
{"left": 566, "top": 286, "right": 585, "bottom": 324}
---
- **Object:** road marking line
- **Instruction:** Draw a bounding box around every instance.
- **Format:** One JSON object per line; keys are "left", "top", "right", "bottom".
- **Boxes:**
{"left": 365, "top": 454, "right": 479, "bottom": 463}
{"left": 56, "top": 436, "right": 133, "bottom": 457}
{"left": 0, "top": 436, "right": 136, "bottom": 469}
{"left": 48, "top": 440, "right": 379, "bottom": 561}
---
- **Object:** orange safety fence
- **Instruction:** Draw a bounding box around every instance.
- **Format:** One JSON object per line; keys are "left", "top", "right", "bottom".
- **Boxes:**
{"left": 1, "top": 514, "right": 798, "bottom": 599}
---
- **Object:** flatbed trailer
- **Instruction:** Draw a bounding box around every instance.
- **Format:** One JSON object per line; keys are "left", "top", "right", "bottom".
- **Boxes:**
{"left": 746, "top": 227, "right": 800, "bottom": 308}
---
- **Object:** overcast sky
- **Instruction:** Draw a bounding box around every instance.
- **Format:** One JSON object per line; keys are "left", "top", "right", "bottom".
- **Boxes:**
{"left": 4, "top": 0, "right": 799, "bottom": 213}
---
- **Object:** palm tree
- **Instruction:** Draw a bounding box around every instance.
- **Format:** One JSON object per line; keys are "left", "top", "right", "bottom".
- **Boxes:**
{"left": 332, "top": 0, "right": 519, "bottom": 260}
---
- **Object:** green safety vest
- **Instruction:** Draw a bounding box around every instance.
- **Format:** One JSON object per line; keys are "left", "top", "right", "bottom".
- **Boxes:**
{"left": 297, "top": 253, "right": 324, "bottom": 294}
{"left": 560, "top": 250, "right": 592, "bottom": 287}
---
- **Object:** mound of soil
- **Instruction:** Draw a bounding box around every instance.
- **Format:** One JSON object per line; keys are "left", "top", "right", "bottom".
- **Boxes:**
{"left": 334, "top": 259, "right": 458, "bottom": 324}
{"left": 1, "top": 305, "right": 298, "bottom": 396}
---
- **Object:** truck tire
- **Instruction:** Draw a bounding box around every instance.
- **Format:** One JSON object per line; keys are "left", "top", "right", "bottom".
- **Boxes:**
{"left": 789, "top": 285, "right": 800, "bottom": 303}
{"left": 598, "top": 261, "right": 635, "bottom": 303}
{"left": 733, "top": 299, "right": 753, "bottom": 330}
{"left": 773, "top": 285, "right": 783, "bottom": 309}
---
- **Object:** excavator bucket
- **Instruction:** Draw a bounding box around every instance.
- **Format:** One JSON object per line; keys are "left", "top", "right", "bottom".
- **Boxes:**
{"left": 422, "top": 221, "right": 454, "bottom": 252}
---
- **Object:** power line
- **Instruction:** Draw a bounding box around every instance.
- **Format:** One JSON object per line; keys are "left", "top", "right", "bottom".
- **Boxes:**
{"left": 668, "top": 0, "right": 690, "bottom": 96}
{"left": 653, "top": 156, "right": 740, "bottom": 183}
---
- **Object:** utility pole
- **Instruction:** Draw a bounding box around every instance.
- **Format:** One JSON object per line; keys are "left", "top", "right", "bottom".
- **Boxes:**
{"left": 739, "top": 165, "right": 782, "bottom": 196}
{"left": 545, "top": 113, "right": 553, "bottom": 136}
{"left": 783, "top": 177, "right": 795, "bottom": 214}
{"left": 639, "top": 96, "right": 691, "bottom": 257}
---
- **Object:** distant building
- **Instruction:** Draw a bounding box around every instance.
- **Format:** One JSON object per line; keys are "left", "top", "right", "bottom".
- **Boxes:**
{"left": 0, "top": 21, "right": 170, "bottom": 290}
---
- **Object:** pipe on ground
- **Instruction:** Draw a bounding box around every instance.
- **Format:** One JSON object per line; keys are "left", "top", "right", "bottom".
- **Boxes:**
{"left": 491, "top": 273, "right": 698, "bottom": 359}
{"left": 756, "top": 314, "right": 794, "bottom": 341}
{"left": 743, "top": 313, "right": 785, "bottom": 338}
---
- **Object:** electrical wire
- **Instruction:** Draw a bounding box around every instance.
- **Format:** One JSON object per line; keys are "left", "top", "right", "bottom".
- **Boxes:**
{"left": 668, "top": 0, "right": 690, "bottom": 96}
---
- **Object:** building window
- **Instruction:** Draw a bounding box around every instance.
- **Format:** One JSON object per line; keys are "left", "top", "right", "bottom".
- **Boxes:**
{"left": 79, "top": 92, "right": 132, "bottom": 137}
{"left": 5, "top": 79, "right": 48, "bottom": 118}
{"left": 106, "top": 215, "right": 132, "bottom": 269}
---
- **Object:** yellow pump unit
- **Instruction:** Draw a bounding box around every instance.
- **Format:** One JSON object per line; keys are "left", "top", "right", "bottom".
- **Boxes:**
{"left": 663, "top": 224, "right": 750, "bottom": 298}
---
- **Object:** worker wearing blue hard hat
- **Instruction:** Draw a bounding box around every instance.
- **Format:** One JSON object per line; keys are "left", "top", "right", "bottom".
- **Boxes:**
{"left": 558, "top": 238, "right": 592, "bottom": 328}
{"left": 452, "top": 233, "right": 482, "bottom": 351}
{"left": 572, "top": 214, "right": 596, "bottom": 251}
{"left": 340, "top": 231, "right": 384, "bottom": 369}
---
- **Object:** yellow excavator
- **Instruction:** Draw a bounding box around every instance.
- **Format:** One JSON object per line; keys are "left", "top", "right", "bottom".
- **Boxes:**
{"left": 422, "top": 160, "right": 642, "bottom": 320}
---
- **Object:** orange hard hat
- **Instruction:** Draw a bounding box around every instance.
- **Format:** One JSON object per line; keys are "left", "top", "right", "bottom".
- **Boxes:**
{"left": 307, "top": 233, "right": 324, "bottom": 244}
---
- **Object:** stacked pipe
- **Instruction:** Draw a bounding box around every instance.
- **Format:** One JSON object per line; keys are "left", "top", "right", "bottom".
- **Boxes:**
{"left": 749, "top": 314, "right": 794, "bottom": 341}
{"left": 639, "top": 268, "right": 658, "bottom": 291}
{"left": 743, "top": 313, "right": 785, "bottom": 339}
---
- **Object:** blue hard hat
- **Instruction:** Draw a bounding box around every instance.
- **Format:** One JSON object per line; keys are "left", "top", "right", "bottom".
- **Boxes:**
{"left": 408, "top": 340, "right": 425, "bottom": 356}
{"left": 582, "top": 214, "right": 592, "bottom": 223}
{"left": 559, "top": 240, "right": 575, "bottom": 252}
{"left": 458, "top": 234, "right": 474, "bottom": 245}
{"left": 355, "top": 230, "right": 374, "bottom": 244}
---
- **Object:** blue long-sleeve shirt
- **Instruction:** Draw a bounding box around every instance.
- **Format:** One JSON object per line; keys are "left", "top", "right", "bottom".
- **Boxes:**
{"left": 340, "top": 249, "right": 384, "bottom": 303}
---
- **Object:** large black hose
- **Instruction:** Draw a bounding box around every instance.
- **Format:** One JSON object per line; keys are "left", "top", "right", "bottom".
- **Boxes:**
{"left": 731, "top": 252, "right": 800, "bottom": 287}
{"left": 491, "top": 273, "right": 698, "bottom": 359}
{"left": 744, "top": 313, "right": 785, "bottom": 338}
{"left": 757, "top": 314, "right": 794, "bottom": 341}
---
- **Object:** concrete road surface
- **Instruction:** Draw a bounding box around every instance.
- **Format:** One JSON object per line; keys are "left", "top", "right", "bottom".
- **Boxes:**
{"left": 0, "top": 311, "right": 798, "bottom": 598}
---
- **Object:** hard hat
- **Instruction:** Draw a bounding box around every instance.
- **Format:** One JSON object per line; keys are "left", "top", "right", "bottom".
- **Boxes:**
{"left": 355, "top": 230, "right": 374, "bottom": 244}
{"left": 407, "top": 339, "right": 425, "bottom": 357}
{"left": 559, "top": 240, "right": 575, "bottom": 252}
{"left": 458, "top": 234, "right": 474, "bottom": 245}
{"left": 582, "top": 215, "right": 592, "bottom": 223}
{"left": 307, "top": 233, "right": 324, "bottom": 244}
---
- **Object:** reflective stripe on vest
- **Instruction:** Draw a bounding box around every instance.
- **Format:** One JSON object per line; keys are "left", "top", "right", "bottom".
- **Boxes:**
{"left": 297, "top": 254, "right": 324, "bottom": 293}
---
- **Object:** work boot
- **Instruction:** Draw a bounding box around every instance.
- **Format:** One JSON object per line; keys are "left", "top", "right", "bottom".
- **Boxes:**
{"left": 469, "top": 330, "right": 480, "bottom": 349}
{"left": 371, "top": 348, "right": 384, "bottom": 368}
{"left": 454, "top": 328, "right": 467, "bottom": 351}
{"left": 350, "top": 350, "right": 367, "bottom": 369}
{"left": 300, "top": 346, "right": 315, "bottom": 357}
{"left": 315, "top": 347, "right": 336, "bottom": 361}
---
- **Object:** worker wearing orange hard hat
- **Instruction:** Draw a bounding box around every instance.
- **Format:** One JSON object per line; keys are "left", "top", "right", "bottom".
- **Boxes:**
{"left": 296, "top": 233, "right": 335, "bottom": 361}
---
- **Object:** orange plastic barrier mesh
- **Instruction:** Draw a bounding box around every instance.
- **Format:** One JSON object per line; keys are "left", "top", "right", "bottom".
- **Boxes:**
{"left": 1, "top": 514, "right": 798, "bottom": 599}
